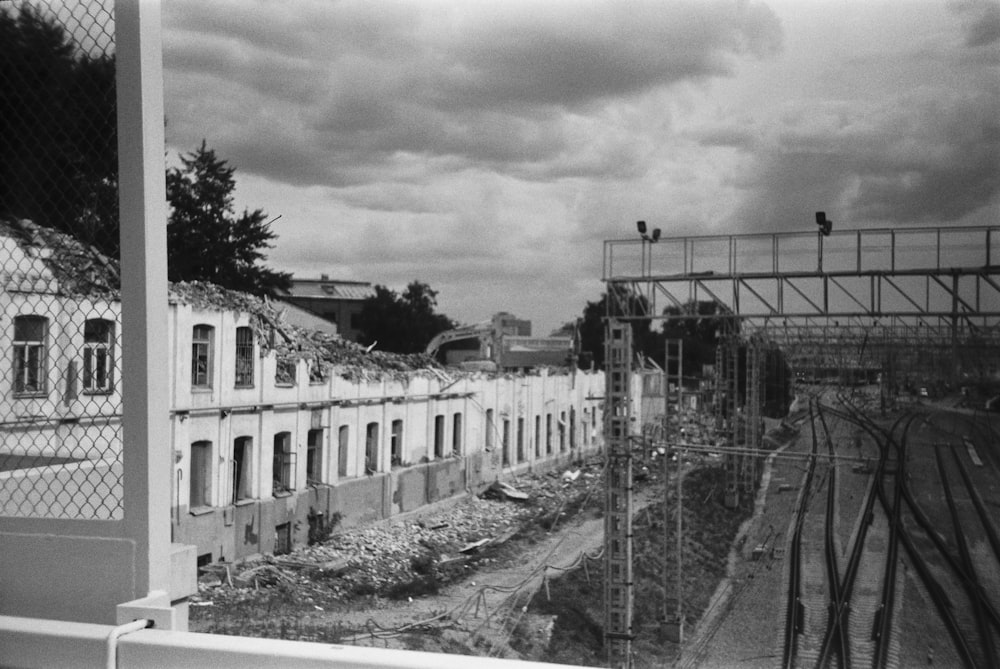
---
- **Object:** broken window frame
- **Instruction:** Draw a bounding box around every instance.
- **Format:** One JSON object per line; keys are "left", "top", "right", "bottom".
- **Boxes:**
{"left": 191, "top": 324, "right": 214, "bottom": 389}
{"left": 82, "top": 318, "right": 114, "bottom": 394}
{"left": 390, "top": 419, "right": 403, "bottom": 468}
{"left": 452, "top": 412, "right": 462, "bottom": 455}
{"left": 433, "top": 414, "right": 445, "bottom": 459}
{"left": 190, "top": 440, "right": 212, "bottom": 509}
{"left": 272, "top": 431, "right": 294, "bottom": 495}
{"left": 275, "top": 358, "right": 297, "bottom": 386}
{"left": 306, "top": 428, "right": 323, "bottom": 485}
{"left": 365, "top": 422, "right": 379, "bottom": 473}
{"left": 338, "top": 425, "right": 350, "bottom": 477}
{"left": 13, "top": 315, "right": 48, "bottom": 397}
{"left": 234, "top": 326, "right": 254, "bottom": 388}
{"left": 232, "top": 436, "right": 254, "bottom": 503}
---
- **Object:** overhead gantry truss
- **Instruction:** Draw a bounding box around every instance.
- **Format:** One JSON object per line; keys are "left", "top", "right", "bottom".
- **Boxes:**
{"left": 603, "top": 225, "right": 1000, "bottom": 341}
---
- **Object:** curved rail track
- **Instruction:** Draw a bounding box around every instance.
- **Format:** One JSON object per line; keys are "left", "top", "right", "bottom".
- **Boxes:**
{"left": 780, "top": 390, "right": 1000, "bottom": 669}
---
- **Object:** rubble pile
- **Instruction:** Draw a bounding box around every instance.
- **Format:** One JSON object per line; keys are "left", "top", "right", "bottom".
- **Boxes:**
{"left": 193, "top": 462, "right": 605, "bottom": 611}
{"left": 1, "top": 218, "right": 120, "bottom": 297}
{"left": 170, "top": 280, "right": 445, "bottom": 381}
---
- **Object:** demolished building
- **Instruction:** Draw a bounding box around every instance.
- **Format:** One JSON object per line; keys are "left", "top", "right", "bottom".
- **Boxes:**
{"left": 0, "top": 219, "right": 607, "bottom": 564}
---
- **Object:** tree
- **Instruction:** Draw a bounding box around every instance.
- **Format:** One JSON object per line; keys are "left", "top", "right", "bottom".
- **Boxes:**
{"left": 2, "top": 8, "right": 289, "bottom": 296}
{"left": 356, "top": 281, "right": 455, "bottom": 354}
{"left": 0, "top": 5, "right": 119, "bottom": 257}
{"left": 166, "top": 141, "right": 291, "bottom": 296}
{"left": 661, "top": 300, "right": 731, "bottom": 374}
{"left": 577, "top": 285, "right": 662, "bottom": 370}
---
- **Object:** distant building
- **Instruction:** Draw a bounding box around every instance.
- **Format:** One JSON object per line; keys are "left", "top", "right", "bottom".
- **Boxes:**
{"left": 426, "top": 312, "right": 575, "bottom": 371}
{"left": 0, "top": 221, "right": 608, "bottom": 564}
{"left": 280, "top": 276, "right": 375, "bottom": 342}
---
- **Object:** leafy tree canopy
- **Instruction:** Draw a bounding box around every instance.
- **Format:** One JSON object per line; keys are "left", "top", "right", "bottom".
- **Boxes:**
{"left": 166, "top": 141, "right": 291, "bottom": 296}
{"left": 356, "top": 281, "right": 455, "bottom": 354}
{"left": 578, "top": 286, "right": 662, "bottom": 370}
{"left": 0, "top": 4, "right": 118, "bottom": 256}
{"left": 1, "top": 7, "right": 290, "bottom": 297}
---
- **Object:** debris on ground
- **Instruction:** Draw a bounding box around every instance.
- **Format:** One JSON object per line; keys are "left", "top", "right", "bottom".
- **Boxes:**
{"left": 192, "top": 460, "right": 607, "bottom": 614}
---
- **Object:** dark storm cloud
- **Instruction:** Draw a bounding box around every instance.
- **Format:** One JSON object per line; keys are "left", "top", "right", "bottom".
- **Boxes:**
{"left": 163, "top": 1, "right": 782, "bottom": 188}
{"left": 950, "top": 0, "right": 1000, "bottom": 47}
{"left": 731, "top": 89, "right": 1000, "bottom": 231}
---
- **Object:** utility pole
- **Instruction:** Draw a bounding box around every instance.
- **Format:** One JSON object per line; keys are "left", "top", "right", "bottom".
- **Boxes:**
{"left": 604, "top": 320, "right": 634, "bottom": 668}
{"left": 663, "top": 339, "right": 684, "bottom": 644}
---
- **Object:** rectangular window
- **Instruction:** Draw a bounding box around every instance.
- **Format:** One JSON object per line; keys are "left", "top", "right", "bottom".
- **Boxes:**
{"left": 275, "top": 522, "right": 292, "bottom": 556}
{"left": 534, "top": 415, "right": 541, "bottom": 457}
{"left": 434, "top": 414, "right": 445, "bottom": 458}
{"left": 546, "top": 414, "right": 553, "bottom": 454}
{"left": 391, "top": 419, "right": 403, "bottom": 467}
{"left": 338, "top": 425, "right": 350, "bottom": 477}
{"left": 275, "top": 359, "right": 297, "bottom": 386}
{"left": 13, "top": 316, "right": 47, "bottom": 396}
{"left": 190, "top": 440, "right": 212, "bottom": 508}
{"left": 517, "top": 417, "right": 525, "bottom": 462}
{"left": 191, "top": 325, "right": 214, "bottom": 388}
{"left": 365, "top": 422, "right": 379, "bottom": 473}
{"left": 306, "top": 429, "right": 323, "bottom": 484}
{"left": 234, "top": 326, "right": 254, "bottom": 387}
{"left": 272, "top": 432, "right": 293, "bottom": 494}
{"left": 232, "top": 437, "right": 253, "bottom": 503}
{"left": 502, "top": 418, "right": 510, "bottom": 466}
{"left": 452, "top": 413, "right": 462, "bottom": 455}
{"left": 82, "top": 318, "right": 114, "bottom": 393}
{"left": 485, "top": 409, "right": 495, "bottom": 451}
{"left": 559, "top": 411, "right": 567, "bottom": 452}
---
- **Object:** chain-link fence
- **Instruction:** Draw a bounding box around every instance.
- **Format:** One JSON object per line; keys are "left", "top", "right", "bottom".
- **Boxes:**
{"left": 0, "top": 0, "right": 122, "bottom": 519}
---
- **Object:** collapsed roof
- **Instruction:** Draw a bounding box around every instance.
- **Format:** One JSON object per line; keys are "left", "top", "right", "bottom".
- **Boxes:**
{"left": 0, "top": 219, "right": 442, "bottom": 381}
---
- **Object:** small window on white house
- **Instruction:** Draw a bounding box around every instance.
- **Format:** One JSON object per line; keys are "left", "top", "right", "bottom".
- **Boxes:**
{"left": 434, "top": 414, "right": 445, "bottom": 459}
{"left": 234, "top": 326, "right": 254, "bottom": 387}
{"left": 190, "top": 440, "right": 212, "bottom": 508}
{"left": 365, "top": 422, "right": 379, "bottom": 473}
{"left": 452, "top": 413, "right": 462, "bottom": 455}
{"left": 272, "top": 432, "right": 294, "bottom": 495}
{"left": 485, "top": 409, "right": 495, "bottom": 451}
{"left": 191, "top": 325, "right": 214, "bottom": 388}
{"left": 306, "top": 429, "right": 323, "bottom": 484}
{"left": 232, "top": 437, "right": 253, "bottom": 503}
{"left": 275, "top": 358, "right": 297, "bottom": 386}
{"left": 390, "top": 420, "right": 403, "bottom": 467}
{"left": 82, "top": 318, "right": 114, "bottom": 393}
{"left": 338, "top": 425, "right": 350, "bottom": 477}
{"left": 13, "top": 316, "right": 47, "bottom": 396}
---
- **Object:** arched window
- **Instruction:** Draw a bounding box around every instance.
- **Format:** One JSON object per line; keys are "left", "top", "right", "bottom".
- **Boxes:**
{"left": 83, "top": 318, "right": 114, "bottom": 393}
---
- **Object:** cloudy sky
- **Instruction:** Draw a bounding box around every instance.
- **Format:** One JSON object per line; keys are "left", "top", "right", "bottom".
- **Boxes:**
{"left": 160, "top": 0, "right": 1000, "bottom": 335}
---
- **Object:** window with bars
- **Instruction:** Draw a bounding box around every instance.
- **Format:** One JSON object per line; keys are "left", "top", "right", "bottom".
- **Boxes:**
{"left": 191, "top": 324, "right": 214, "bottom": 388}
{"left": 82, "top": 318, "right": 113, "bottom": 393}
{"left": 13, "top": 315, "right": 47, "bottom": 396}
{"left": 234, "top": 326, "right": 254, "bottom": 387}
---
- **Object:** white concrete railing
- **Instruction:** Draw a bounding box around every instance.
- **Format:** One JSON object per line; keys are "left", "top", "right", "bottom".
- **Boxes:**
{"left": 0, "top": 615, "right": 582, "bottom": 669}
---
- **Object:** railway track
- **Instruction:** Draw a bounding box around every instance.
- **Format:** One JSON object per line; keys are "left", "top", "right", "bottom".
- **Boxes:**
{"left": 779, "top": 391, "right": 1000, "bottom": 669}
